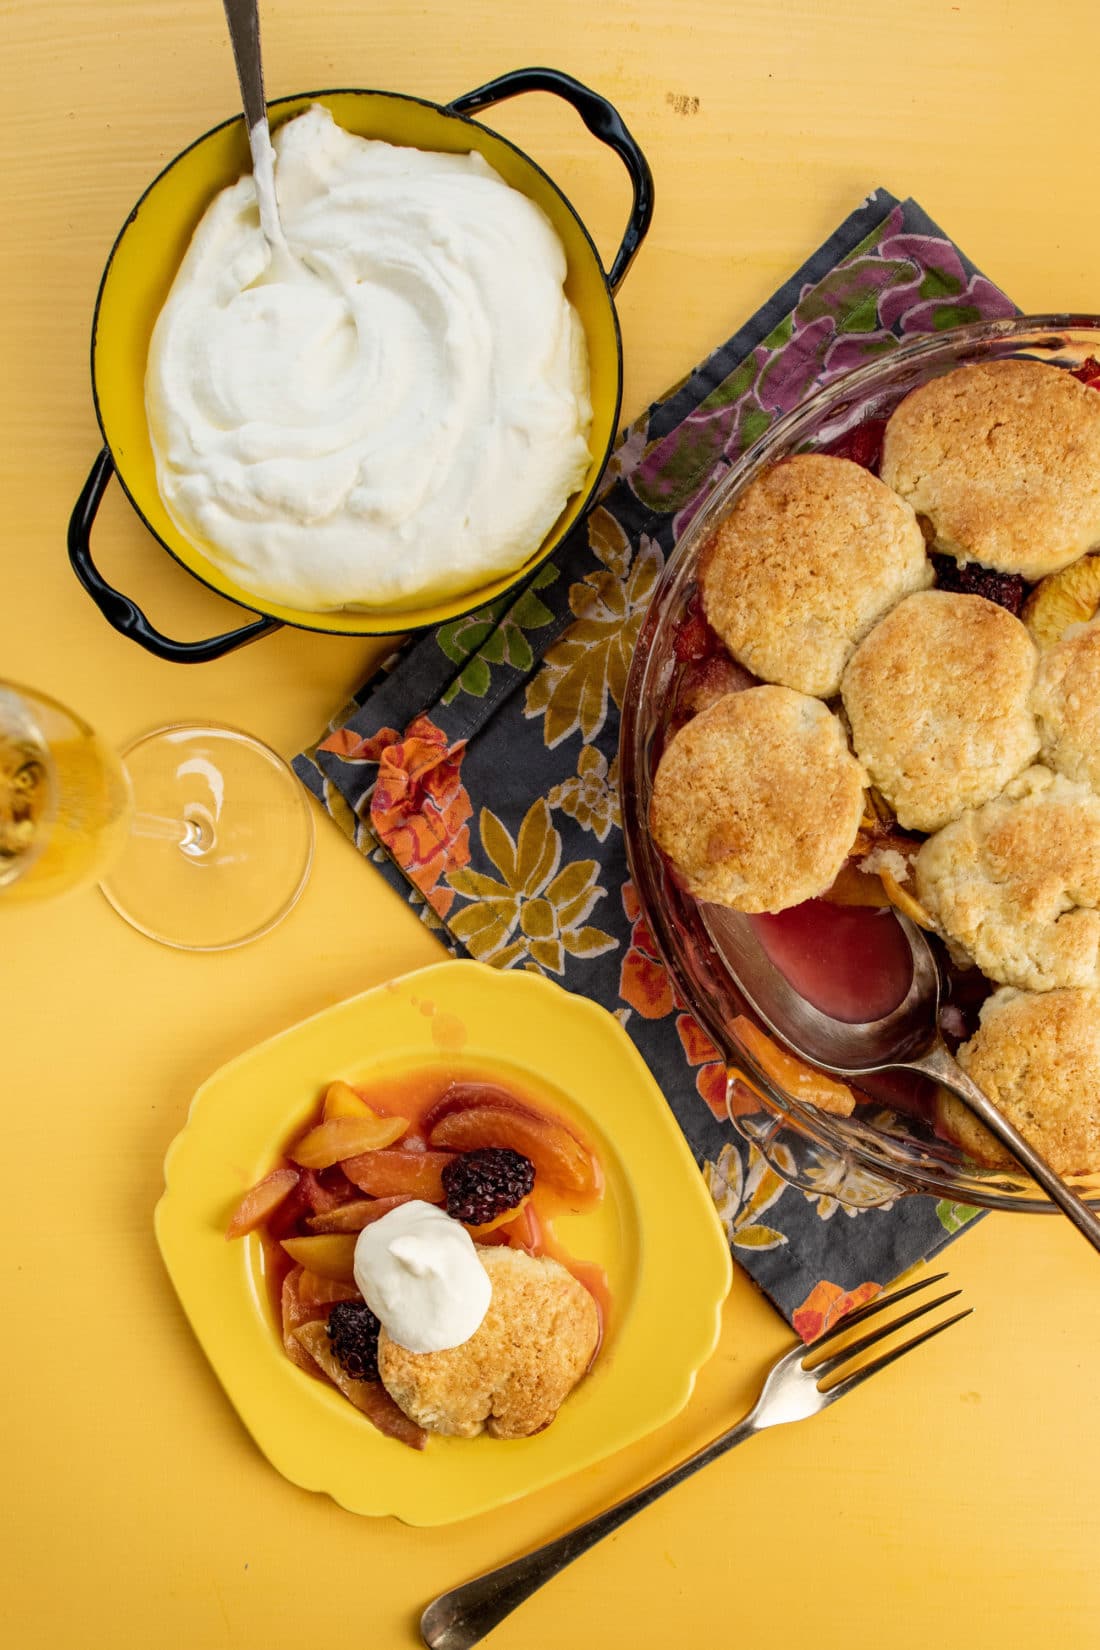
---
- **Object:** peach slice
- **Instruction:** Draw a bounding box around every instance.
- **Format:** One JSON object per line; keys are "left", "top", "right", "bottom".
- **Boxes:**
{"left": 878, "top": 869, "right": 936, "bottom": 932}
{"left": 290, "top": 1113, "right": 408, "bottom": 1169}
{"left": 296, "top": 1269, "right": 361, "bottom": 1308}
{"left": 823, "top": 860, "right": 893, "bottom": 909}
{"left": 280, "top": 1233, "right": 358, "bottom": 1282}
{"left": 306, "top": 1195, "right": 413, "bottom": 1234}
{"left": 732, "top": 1015, "right": 855, "bottom": 1118}
{"left": 226, "top": 1168, "right": 300, "bottom": 1239}
{"left": 322, "top": 1080, "right": 372, "bottom": 1121}
{"left": 503, "top": 1198, "right": 542, "bottom": 1253}
{"left": 421, "top": 1082, "right": 531, "bottom": 1135}
{"left": 293, "top": 1321, "right": 427, "bottom": 1450}
{"left": 469, "top": 1199, "right": 539, "bottom": 1249}
{"left": 265, "top": 1175, "right": 315, "bottom": 1239}
{"left": 280, "top": 1266, "right": 327, "bottom": 1374}
{"left": 465, "top": 1193, "right": 533, "bottom": 1237}
{"left": 342, "top": 1149, "right": 454, "bottom": 1202}
{"left": 295, "top": 1168, "right": 338, "bottom": 1215}
{"left": 427, "top": 1104, "right": 598, "bottom": 1198}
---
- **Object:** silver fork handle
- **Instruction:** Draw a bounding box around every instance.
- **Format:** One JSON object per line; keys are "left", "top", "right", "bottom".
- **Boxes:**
{"left": 911, "top": 1042, "right": 1100, "bottom": 1253}
{"left": 420, "top": 1415, "right": 758, "bottom": 1650}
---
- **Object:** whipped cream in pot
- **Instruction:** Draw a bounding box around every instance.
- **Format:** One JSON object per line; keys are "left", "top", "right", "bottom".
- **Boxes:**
{"left": 145, "top": 104, "right": 592, "bottom": 613}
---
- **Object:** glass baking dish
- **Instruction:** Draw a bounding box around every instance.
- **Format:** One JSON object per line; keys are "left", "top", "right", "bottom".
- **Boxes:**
{"left": 620, "top": 316, "right": 1100, "bottom": 1213}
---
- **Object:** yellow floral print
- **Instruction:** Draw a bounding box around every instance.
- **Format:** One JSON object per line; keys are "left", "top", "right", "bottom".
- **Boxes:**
{"left": 323, "top": 779, "right": 376, "bottom": 855}
{"left": 704, "top": 1142, "right": 794, "bottom": 1251}
{"left": 548, "top": 747, "right": 621, "bottom": 842}
{"left": 524, "top": 507, "right": 663, "bottom": 749}
{"left": 446, "top": 798, "right": 617, "bottom": 974}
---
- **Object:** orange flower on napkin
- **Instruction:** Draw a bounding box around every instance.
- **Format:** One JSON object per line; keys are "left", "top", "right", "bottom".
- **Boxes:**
{"left": 320, "top": 715, "right": 472, "bottom": 918}
{"left": 675, "top": 1014, "right": 731, "bottom": 1120}
{"left": 792, "top": 1278, "right": 881, "bottom": 1344}
{"left": 618, "top": 881, "right": 676, "bottom": 1019}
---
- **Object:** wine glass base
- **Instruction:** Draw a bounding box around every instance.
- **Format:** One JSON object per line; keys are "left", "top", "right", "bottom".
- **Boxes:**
{"left": 100, "top": 723, "right": 314, "bottom": 951}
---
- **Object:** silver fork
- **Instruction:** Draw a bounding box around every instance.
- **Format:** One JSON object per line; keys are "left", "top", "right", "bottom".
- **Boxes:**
{"left": 420, "top": 1272, "right": 970, "bottom": 1650}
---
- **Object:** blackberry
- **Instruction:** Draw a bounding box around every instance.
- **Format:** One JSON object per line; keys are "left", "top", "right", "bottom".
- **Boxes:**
{"left": 932, "top": 553, "right": 1026, "bottom": 616}
{"left": 442, "top": 1148, "right": 535, "bottom": 1226}
{"left": 327, "top": 1300, "right": 381, "bottom": 1382}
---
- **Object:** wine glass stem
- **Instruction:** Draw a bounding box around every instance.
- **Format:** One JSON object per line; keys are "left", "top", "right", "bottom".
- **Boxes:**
{"left": 131, "top": 810, "right": 215, "bottom": 857}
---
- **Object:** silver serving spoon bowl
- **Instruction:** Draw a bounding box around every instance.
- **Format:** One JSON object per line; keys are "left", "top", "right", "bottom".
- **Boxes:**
{"left": 703, "top": 903, "right": 1100, "bottom": 1253}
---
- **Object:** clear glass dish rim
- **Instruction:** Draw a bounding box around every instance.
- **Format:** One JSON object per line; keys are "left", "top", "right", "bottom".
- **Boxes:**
{"left": 619, "top": 314, "right": 1100, "bottom": 1213}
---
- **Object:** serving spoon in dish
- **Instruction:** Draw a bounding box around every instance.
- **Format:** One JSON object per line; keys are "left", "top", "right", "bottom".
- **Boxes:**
{"left": 702, "top": 903, "right": 1100, "bottom": 1254}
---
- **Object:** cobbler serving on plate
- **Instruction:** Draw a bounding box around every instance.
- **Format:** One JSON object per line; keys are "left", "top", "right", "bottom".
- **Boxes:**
{"left": 227, "top": 1067, "right": 604, "bottom": 1449}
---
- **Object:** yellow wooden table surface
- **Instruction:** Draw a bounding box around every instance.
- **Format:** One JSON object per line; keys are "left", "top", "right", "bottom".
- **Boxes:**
{"left": 4, "top": 2, "right": 1098, "bottom": 1645}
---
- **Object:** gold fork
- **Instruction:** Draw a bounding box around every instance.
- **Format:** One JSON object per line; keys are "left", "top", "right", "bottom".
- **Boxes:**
{"left": 421, "top": 1272, "right": 970, "bottom": 1650}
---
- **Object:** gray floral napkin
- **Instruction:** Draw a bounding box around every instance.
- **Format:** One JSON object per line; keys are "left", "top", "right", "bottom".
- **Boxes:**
{"left": 295, "top": 189, "right": 1012, "bottom": 1335}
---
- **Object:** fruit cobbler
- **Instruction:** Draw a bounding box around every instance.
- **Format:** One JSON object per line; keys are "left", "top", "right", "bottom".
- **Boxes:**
{"left": 650, "top": 355, "right": 1100, "bottom": 1175}
{"left": 227, "top": 1068, "right": 604, "bottom": 1448}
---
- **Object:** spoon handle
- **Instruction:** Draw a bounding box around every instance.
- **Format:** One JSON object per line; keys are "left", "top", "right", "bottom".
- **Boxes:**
{"left": 221, "top": 0, "right": 268, "bottom": 134}
{"left": 220, "top": 0, "right": 287, "bottom": 253}
{"left": 913, "top": 1042, "right": 1100, "bottom": 1252}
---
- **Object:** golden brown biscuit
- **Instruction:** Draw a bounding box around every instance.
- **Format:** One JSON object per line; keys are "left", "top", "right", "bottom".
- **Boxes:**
{"left": 1032, "top": 619, "right": 1100, "bottom": 795}
{"left": 880, "top": 359, "right": 1100, "bottom": 579}
{"left": 841, "top": 590, "right": 1039, "bottom": 832}
{"left": 943, "top": 986, "right": 1100, "bottom": 1174}
{"left": 699, "top": 454, "right": 931, "bottom": 697}
{"left": 914, "top": 766, "right": 1100, "bottom": 991}
{"left": 377, "top": 1247, "right": 599, "bottom": 1439}
{"left": 648, "top": 685, "right": 866, "bottom": 913}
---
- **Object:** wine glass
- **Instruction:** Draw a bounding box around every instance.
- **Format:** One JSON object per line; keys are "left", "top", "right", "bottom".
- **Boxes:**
{"left": 0, "top": 680, "right": 313, "bottom": 950}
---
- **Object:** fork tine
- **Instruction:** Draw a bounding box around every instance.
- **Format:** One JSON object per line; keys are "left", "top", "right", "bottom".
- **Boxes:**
{"left": 818, "top": 1308, "right": 973, "bottom": 1408}
{"left": 809, "top": 1288, "right": 963, "bottom": 1380}
{"left": 807, "top": 1270, "right": 949, "bottom": 1354}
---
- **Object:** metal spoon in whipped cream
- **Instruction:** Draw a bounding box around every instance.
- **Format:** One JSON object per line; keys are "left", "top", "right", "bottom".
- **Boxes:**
{"left": 220, "top": 0, "right": 292, "bottom": 259}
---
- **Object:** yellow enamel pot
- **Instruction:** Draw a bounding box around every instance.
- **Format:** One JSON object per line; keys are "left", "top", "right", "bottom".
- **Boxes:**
{"left": 69, "top": 69, "right": 653, "bottom": 662}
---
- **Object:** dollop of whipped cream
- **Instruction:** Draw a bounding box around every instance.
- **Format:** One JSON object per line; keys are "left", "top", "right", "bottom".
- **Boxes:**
{"left": 145, "top": 104, "right": 592, "bottom": 613}
{"left": 353, "top": 1199, "right": 491, "bottom": 1354}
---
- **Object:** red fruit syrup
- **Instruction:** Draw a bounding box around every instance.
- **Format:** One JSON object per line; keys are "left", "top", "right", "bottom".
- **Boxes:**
{"left": 749, "top": 899, "right": 914, "bottom": 1025}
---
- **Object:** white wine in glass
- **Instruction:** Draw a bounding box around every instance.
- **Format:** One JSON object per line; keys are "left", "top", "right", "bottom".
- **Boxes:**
{"left": 0, "top": 682, "right": 313, "bottom": 949}
{"left": 0, "top": 682, "right": 131, "bottom": 902}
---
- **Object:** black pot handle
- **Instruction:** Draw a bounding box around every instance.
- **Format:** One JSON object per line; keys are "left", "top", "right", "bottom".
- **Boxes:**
{"left": 67, "top": 449, "right": 282, "bottom": 663}
{"left": 447, "top": 67, "right": 653, "bottom": 292}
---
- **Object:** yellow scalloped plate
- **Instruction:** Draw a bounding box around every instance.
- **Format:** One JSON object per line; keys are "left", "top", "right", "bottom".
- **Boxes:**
{"left": 155, "top": 961, "right": 731, "bottom": 1525}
